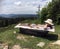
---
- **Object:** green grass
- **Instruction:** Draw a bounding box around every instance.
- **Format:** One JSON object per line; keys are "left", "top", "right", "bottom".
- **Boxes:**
{"left": 0, "top": 24, "right": 60, "bottom": 49}
{"left": 21, "top": 19, "right": 42, "bottom": 24}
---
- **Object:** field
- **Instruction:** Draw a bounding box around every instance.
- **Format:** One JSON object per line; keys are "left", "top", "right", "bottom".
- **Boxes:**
{"left": 0, "top": 23, "right": 60, "bottom": 49}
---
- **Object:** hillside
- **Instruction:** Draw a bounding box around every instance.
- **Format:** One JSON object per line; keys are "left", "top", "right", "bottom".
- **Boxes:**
{"left": 0, "top": 24, "right": 60, "bottom": 49}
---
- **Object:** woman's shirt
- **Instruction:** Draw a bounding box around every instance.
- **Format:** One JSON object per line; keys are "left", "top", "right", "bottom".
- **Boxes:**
{"left": 47, "top": 24, "right": 54, "bottom": 29}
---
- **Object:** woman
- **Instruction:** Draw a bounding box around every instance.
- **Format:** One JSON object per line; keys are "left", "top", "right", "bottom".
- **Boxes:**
{"left": 44, "top": 19, "right": 55, "bottom": 32}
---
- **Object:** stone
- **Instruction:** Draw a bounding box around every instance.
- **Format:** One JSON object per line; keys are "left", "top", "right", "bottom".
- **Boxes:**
{"left": 16, "top": 35, "right": 27, "bottom": 42}
{"left": 13, "top": 31, "right": 16, "bottom": 34}
{"left": 0, "top": 44, "right": 4, "bottom": 49}
{"left": 51, "top": 40, "right": 60, "bottom": 45}
{"left": 12, "top": 45, "right": 22, "bottom": 49}
{"left": 0, "top": 43, "right": 8, "bottom": 49}
{"left": 3, "top": 45, "right": 8, "bottom": 49}
{"left": 23, "top": 48, "right": 30, "bottom": 49}
{"left": 31, "top": 36, "right": 35, "bottom": 38}
{"left": 37, "top": 42, "right": 45, "bottom": 47}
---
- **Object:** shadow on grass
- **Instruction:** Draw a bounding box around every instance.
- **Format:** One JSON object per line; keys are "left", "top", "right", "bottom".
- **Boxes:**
{"left": 20, "top": 33, "right": 58, "bottom": 41}
{"left": 36, "top": 34, "right": 58, "bottom": 41}
{"left": 19, "top": 28, "right": 58, "bottom": 41}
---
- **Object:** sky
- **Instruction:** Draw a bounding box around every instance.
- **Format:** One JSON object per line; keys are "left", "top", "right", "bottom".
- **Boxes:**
{"left": 0, "top": 0, "right": 52, "bottom": 14}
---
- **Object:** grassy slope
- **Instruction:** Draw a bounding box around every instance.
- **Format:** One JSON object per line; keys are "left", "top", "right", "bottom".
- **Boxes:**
{"left": 0, "top": 23, "right": 60, "bottom": 49}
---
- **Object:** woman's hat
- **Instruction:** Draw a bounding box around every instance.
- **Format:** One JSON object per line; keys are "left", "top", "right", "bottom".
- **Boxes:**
{"left": 45, "top": 19, "right": 53, "bottom": 25}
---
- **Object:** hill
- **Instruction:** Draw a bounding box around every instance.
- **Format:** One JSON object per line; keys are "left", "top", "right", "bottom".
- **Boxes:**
{"left": 0, "top": 14, "right": 38, "bottom": 19}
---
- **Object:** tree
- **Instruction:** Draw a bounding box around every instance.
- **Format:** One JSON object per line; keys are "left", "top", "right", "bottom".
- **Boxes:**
{"left": 40, "top": 7, "right": 48, "bottom": 23}
{"left": 47, "top": 0, "right": 60, "bottom": 24}
{"left": 39, "top": 0, "right": 60, "bottom": 24}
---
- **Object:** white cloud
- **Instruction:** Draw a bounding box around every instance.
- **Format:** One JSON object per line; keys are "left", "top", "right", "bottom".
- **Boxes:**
{"left": 14, "top": 0, "right": 52, "bottom": 9}
{"left": 14, "top": 1, "right": 22, "bottom": 5}
{"left": 0, "top": 0, "right": 52, "bottom": 14}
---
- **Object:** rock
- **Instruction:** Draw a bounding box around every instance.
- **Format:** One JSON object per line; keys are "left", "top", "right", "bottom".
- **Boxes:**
{"left": 23, "top": 48, "right": 30, "bottom": 49}
{"left": 3, "top": 45, "right": 9, "bottom": 49}
{"left": 0, "top": 44, "right": 4, "bottom": 49}
{"left": 0, "top": 43, "right": 8, "bottom": 49}
{"left": 12, "top": 45, "right": 22, "bottom": 49}
{"left": 51, "top": 40, "right": 60, "bottom": 45}
{"left": 13, "top": 31, "right": 16, "bottom": 34}
{"left": 37, "top": 42, "right": 45, "bottom": 47}
{"left": 16, "top": 35, "right": 27, "bottom": 42}
{"left": 31, "top": 36, "right": 35, "bottom": 38}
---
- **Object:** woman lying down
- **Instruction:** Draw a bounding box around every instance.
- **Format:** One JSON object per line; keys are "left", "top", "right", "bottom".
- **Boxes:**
{"left": 15, "top": 19, "right": 55, "bottom": 32}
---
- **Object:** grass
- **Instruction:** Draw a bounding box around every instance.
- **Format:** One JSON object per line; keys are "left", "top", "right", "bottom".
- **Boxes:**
{"left": 0, "top": 23, "right": 60, "bottom": 49}
{"left": 21, "top": 19, "right": 41, "bottom": 24}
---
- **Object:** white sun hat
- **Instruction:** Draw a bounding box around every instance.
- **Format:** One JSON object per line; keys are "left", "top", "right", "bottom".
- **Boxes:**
{"left": 45, "top": 19, "right": 53, "bottom": 25}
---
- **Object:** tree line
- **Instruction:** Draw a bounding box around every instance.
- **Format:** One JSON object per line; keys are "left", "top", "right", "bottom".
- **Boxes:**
{"left": 0, "top": 16, "right": 37, "bottom": 27}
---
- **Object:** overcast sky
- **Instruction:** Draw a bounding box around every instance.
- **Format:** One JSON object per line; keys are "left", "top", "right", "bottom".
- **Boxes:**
{"left": 0, "top": 0, "right": 52, "bottom": 14}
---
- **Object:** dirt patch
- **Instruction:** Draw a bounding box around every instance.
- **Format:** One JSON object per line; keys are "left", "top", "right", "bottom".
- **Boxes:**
{"left": 12, "top": 45, "right": 22, "bottom": 49}
{"left": 23, "top": 48, "right": 32, "bottom": 49}
{"left": 37, "top": 42, "right": 45, "bottom": 48}
{"left": 16, "top": 35, "right": 28, "bottom": 42}
{"left": 45, "top": 40, "right": 60, "bottom": 49}
{"left": 0, "top": 43, "right": 9, "bottom": 49}
{"left": 50, "top": 40, "right": 60, "bottom": 45}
